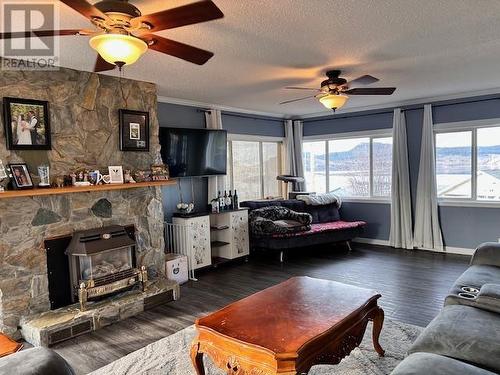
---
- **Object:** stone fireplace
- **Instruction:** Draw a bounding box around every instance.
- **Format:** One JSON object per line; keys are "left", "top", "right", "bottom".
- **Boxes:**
{"left": 0, "top": 62, "right": 167, "bottom": 337}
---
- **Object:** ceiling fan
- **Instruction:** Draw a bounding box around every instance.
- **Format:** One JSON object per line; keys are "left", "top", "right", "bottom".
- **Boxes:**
{"left": 280, "top": 70, "right": 396, "bottom": 111}
{"left": 0, "top": 0, "right": 224, "bottom": 72}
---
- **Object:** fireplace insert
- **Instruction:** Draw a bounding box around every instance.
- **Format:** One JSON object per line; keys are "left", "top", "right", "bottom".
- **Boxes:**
{"left": 66, "top": 225, "right": 147, "bottom": 310}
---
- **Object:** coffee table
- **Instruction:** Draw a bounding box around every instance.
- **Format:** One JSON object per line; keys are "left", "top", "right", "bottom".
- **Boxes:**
{"left": 191, "top": 276, "right": 384, "bottom": 375}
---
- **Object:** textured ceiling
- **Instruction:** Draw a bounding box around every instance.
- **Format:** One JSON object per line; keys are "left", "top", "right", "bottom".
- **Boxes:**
{"left": 50, "top": 0, "right": 500, "bottom": 116}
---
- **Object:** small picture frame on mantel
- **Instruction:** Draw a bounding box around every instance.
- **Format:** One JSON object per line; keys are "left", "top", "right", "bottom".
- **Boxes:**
{"left": 119, "top": 109, "right": 149, "bottom": 152}
{"left": 8, "top": 163, "right": 34, "bottom": 189}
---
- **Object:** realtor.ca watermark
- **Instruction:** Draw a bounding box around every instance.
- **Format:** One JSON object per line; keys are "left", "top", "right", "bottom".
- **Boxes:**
{"left": 1, "top": 0, "right": 60, "bottom": 70}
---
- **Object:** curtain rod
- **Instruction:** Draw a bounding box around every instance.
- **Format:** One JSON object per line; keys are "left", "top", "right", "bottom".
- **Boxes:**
{"left": 197, "top": 109, "right": 285, "bottom": 123}
{"left": 302, "top": 95, "right": 500, "bottom": 124}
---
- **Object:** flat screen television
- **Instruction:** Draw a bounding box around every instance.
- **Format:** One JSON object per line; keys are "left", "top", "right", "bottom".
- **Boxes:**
{"left": 159, "top": 127, "right": 227, "bottom": 178}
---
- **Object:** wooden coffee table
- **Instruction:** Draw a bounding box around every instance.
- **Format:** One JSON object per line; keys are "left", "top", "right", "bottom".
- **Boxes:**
{"left": 191, "top": 276, "right": 384, "bottom": 375}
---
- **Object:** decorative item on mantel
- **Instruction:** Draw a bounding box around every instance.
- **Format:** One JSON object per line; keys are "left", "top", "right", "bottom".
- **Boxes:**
{"left": 108, "top": 166, "right": 124, "bottom": 184}
{"left": 37, "top": 165, "right": 50, "bottom": 188}
{"left": 151, "top": 164, "right": 169, "bottom": 181}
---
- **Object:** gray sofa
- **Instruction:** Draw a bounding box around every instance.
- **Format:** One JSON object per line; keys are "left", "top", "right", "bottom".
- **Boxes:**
{"left": 0, "top": 347, "right": 74, "bottom": 375}
{"left": 392, "top": 242, "right": 500, "bottom": 374}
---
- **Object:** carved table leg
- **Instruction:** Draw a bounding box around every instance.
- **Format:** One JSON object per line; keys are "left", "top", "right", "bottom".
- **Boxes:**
{"left": 190, "top": 342, "right": 205, "bottom": 375}
{"left": 371, "top": 307, "right": 385, "bottom": 357}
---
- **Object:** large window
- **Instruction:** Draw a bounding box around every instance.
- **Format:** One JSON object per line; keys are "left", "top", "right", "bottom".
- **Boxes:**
{"left": 303, "top": 133, "right": 392, "bottom": 199}
{"left": 436, "top": 125, "right": 500, "bottom": 201}
{"left": 227, "top": 138, "right": 282, "bottom": 201}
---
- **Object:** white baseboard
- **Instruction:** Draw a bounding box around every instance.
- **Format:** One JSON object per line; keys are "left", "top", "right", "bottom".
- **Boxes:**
{"left": 353, "top": 238, "right": 390, "bottom": 246}
{"left": 353, "top": 237, "right": 474, "bottom": 256}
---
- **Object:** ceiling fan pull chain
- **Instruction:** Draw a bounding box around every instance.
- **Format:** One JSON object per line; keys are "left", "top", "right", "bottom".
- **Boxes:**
{"left": 119, "top": 71, "right": 129, "bottom": 109}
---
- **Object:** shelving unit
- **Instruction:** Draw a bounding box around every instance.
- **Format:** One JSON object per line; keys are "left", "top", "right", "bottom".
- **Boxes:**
{"left": 0, "top": 180, "right": 176, "bottom": 199}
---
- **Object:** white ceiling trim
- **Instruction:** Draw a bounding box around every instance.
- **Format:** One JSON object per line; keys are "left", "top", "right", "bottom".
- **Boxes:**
{"left": 301, "top": 87, "right": 500, "bottom": 119}
{"left": 157, "top": 95, "right": 287, "bottom": 119}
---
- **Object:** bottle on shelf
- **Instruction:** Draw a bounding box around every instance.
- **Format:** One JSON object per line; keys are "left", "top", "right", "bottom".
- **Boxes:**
{"left": 224, "top": 190, "right": 232, "bottom": 210}
{"left": 228, "top": 190, "right": 233, "bottom": 210}
{"left": 233, "top": 189, "right": 239, "bottom": 209}
{"left": 218, "top": 190, "right": 225, "bottom": 211}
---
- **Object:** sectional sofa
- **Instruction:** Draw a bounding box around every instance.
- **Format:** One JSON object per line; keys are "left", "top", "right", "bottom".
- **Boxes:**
{"left": 392, "top": 242, "right": 500, "bottom": 374}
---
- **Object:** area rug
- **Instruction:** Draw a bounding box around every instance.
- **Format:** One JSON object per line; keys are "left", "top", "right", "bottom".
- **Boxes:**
{"left": 90, "top": 320, "right": 422, "bottom": 375}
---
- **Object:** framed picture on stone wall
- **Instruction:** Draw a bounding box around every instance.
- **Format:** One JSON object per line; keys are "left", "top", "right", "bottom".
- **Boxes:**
{"left": 3, "top": 97, "right": 51, "bottom": 150}
{"left": 119, "top": 109, "right": 149, "bottom": 152}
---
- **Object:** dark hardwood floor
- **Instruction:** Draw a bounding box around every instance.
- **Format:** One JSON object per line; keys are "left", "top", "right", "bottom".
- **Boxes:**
{"left": 52, "top": 244, "right": 469, "bottom": 374}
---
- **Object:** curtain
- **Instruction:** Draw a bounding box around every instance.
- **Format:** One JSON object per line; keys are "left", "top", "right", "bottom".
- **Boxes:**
{"left": 292, "top": 120, "right": 305, "bottom": 191}
{"left": 205, "top": 109, "right": 226, "bottom": 203}
{"left": 284, "top": 120, "right": 295, "bottom": 175}
{"left": 389, "top": 109, "right": 413, "bottom": 249}
{"left": 414, "top": 104, "right": 444, "bottom": 250}
{"left": 283, "top": 119, "right": 305, "bottom": 192}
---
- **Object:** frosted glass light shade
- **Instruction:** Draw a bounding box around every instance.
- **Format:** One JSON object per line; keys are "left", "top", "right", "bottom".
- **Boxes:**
{"left": 319, "top": 94, "right": 349, "bottom": 110}
{"left": 89, "top": 34, "right": 148, "bottom": 66}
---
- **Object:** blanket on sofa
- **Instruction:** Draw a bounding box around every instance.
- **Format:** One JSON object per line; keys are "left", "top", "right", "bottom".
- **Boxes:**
{"left": 249, "top": 206, "right": 312, "bottom": 235}
{"left": 296, "top": 192, "right": 342, "bottom": 207}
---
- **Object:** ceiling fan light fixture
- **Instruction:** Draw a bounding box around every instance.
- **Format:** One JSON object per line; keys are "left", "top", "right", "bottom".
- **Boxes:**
{"left": 319, "top": 93, "right": 348, "bottom": 111}
{"left": 89, "top": 33, "right": 148, "bottom": 67}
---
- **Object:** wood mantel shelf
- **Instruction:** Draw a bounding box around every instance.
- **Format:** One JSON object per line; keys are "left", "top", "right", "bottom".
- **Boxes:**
{"left": 0, "top": 180, "right": 176, "bottom": 199}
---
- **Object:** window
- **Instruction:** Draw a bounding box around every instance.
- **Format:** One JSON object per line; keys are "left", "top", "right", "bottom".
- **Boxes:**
{"left": 303, "top": 141, "right": 326, "bottom": 193}
{"left": 436, "top": 125, "right": 500, "bottom": 202}
{"left": 436, "top": 131, "right": 472, "bottom": 199}
{"left": 303, "top": 133, "right": 392, "bottom": 199}
{"left": 227, "top": 138, "right": 283, "bottom": 201}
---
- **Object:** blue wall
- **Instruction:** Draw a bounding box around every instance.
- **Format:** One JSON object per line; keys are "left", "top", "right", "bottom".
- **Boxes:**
{"left": 304, "top": 94, "right": 500, "bottom": 248}
{"left": 158, "top": 102, "right": 284, "bottom": 221}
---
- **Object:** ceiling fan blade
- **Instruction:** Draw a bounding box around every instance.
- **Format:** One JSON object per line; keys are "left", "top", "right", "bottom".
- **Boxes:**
{"left": 285, "top": 86, "right": 322, "bottom": 91}
{"left": 346, "top": 75, "right": 379, "bottom": 87}
{"left": 132, "top": 0, "right": 224, "bottom": 33}
{"left": 279, "top": 95, "right": 317, "bottom": 105}
{"left": 0, "top": 29, "right": 86, "bottom": 39}
{"left": 60, "top": 0, "right": 109, "bottom": 21}
{"left": 144, "top": 35, "right": 214, "bottom": 65}
{"left": 344, "top": 87, "right": 396, "bottom": 95}
{"left": 94, "top": 55, "right": 116, "bottom": 72}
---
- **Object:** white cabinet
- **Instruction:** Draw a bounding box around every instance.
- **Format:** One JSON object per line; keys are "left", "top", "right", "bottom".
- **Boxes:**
{"left": 173, "top": 215, "right": 211, "bottom": 270}
{"left": 230, "top": 210, "right": 249, "bottom": 257}
{"left": 171, "top": 210, "right": 249, "bottom": 273}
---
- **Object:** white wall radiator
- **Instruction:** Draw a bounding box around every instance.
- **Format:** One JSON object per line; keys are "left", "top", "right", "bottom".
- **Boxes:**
{"left": 164, "top": 222, "right": 197, "bottom": 281}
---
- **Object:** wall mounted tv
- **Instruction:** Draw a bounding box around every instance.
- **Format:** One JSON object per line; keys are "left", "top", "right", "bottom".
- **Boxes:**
{"left": 159, "top": 127, "right": 227, "bottom": 178}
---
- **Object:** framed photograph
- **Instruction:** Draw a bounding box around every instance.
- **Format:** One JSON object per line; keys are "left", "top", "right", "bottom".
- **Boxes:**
{"left": 3, "top": 97, "right": 51, "bottom": 150}
{"left": 8, "top": 163, "right": 34, "bottom": 189}
{"left": 119, "top": 109, "right": 149, "bottom": 152}
{"left": 108, "top": 166, "right": 124, "bottom": 184}
{"left": 151, "top": 164, "right": 169, "bottom": 181}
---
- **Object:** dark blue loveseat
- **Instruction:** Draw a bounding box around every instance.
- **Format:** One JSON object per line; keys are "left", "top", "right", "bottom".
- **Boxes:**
{"left": 241, "top": 199, "right": 365, "bottom": 258}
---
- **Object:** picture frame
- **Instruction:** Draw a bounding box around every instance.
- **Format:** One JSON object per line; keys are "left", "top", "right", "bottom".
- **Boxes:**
{"left": 119, "top": 109, "right": 149, "bottom": 152}
{"left": 108, "top": 166, "right": 124, "bottom": 184}
{"left": 8, "top": 163, "right": 34, "bottom": 189}
{"left": 3, "top": 97, "right": 51, "bottom": 150}
{"left": 151, "top": 164, "right": 169, "bottom": 181}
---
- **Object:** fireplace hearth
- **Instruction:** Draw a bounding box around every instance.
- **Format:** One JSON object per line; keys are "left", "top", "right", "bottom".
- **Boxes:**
{"left": 66, "top": 225, "right": 147, "bottom": 311}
